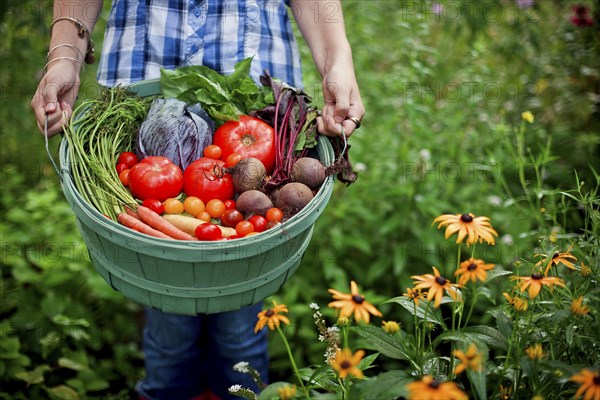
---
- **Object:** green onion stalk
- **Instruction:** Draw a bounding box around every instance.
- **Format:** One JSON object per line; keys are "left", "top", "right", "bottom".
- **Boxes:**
{"left": 63, "top": 87, "right": 153, "bottom": 220}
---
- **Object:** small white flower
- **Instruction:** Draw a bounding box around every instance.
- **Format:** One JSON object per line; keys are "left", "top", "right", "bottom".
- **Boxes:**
{"left": 501, "top": 234, "right": 514, "bottom": 246}
{"left": 309, "top": 302, "right": 319, "bottom": 310}
{"left": 354, "top": 162, "right": 367, "bottom": 172}
{"left": 488, "top": 195, "right": 502, "bottom": 206}
{"left": 313, "top": 311, "right": 322, "bottom": 319}
{"left": 229, "top": 384, "right": 243, "bottom": 392}
{"left": 318, "top": 334, "right": 325, "bottom": 342}
{"left": 233, "top": 361, "right": 249, "bottom": 373}
{"left": 419, "top": 149, "right": 431, "bottom": 161}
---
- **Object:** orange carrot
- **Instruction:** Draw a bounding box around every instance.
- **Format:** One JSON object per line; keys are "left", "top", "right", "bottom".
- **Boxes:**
{"left": 137, "top": 206, "right": 197, "bottom": 240}
{"left": 125, "top": 206, "right": 141, "bottom": 220}
{"left": 117, "top": 213, "right": 172, "bottom": 239}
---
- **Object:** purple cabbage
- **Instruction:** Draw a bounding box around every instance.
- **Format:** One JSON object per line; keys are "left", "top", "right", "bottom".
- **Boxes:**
{"left": 136, "top": 98, "right": 214, "bottom": 170}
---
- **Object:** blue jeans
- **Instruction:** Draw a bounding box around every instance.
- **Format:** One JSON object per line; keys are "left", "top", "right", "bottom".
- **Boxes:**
{"left": 135, "top": 303, "right": 268, "bottom": 400}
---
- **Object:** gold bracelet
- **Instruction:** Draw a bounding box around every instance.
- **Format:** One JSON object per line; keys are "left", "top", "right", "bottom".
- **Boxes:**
{"left": 49, "top": 17, "right": 95, "bottom": 64}
{"left": 47, "top": 43, "right": 85, "bottom": 63}
{"left": 43, "top": 56, "right": 85, "bottom": 76}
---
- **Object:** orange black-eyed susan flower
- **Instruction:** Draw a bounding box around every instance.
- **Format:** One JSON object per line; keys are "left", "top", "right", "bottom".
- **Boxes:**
{"left": 570, "top": 368, "right": 600, "bottom": 400}
{"left": 382, "top": 320, "right": 400, "bottom": 334}
{"left": 328, "top": 281, "right": 382, "bottom": 324}
{"left": 454, "top": 258, "right": 495, "bottom": 285}
{"left": 535, "top": 244, "right": 577, "bottom": 275}
{"left": 571, "top": 296, "right": 591, "bottom": 316}
{"left": 433, "top": 213, "right": 498, "bottom": 246}
{"left": 511, "top": 272, "right": 565, "bottom": 299}
{"left": 503, "top": 292, "right": 529, "bottom": 312}
{"left": 406, "top": 375, "right": 468, "bottom": 400}
{"left": 454, "top": 343, "right": 482, "bottom": 375}
{"left": 403, "top": 287, "right": 424, "bottom": 306}
{"left": 412, "top": 266, "right": 461, "bottom": 308}
{"left": 526, "top": 343, "right": 544, "bottom": 360}
{"left": 276, "top": 384, "right": 297, "bottom": 400}
{"left": 330, "top": 348, "right": 365, "bottom": 379}
{"left": 254, "top": 301, "right": 290, "bottom": 333}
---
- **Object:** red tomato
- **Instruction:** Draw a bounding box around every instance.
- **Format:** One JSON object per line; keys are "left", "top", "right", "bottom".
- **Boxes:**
{"left": 195, "top": 223, "right": 223, "bottom": 241}
{"left": 212, "top": 116, "right": 275, "bottom": 174}
{"left": 235, "top": 220, "right": 255, "bottom": 237}
{"left": 221, "top": 209, "right": 244, "bottom": 228}
{"left": 142, "top": 198, "right": 165, "bottom": 215}
{"left": 224, "top": 199, "right": 236, "bottom": 210}
{"left": 116, "top": 162, "right": 129, "bottom": 174}
{"left": 266, "top": 207, "right": 284, "bottom": 222}
{"left": 183, "top": 157, "right": 234, "bottom": 203}
{"left": 117, "top": 152, "right": 139, "bottom": 168}
{"left": 118, "top": 169, "right": 130, "bottom": 186}
{"left": 225, "top": 153, "right": 242, "bottom": 168}
{"left": 203, "top": 145, "right": 222, "bottom": 160}
{"left": 248, "top": 215, "right": 268, "bottom": 232}
{"left": 128, "top": 156, "right": 183, "bottom": 201}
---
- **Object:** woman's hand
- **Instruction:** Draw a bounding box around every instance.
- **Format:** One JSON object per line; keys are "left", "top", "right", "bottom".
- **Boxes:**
{"left": 317, "top": 62, "right": 365, "bottom": 138}
{"left": 31, "top": 59, "right": 81, "bottom": 137}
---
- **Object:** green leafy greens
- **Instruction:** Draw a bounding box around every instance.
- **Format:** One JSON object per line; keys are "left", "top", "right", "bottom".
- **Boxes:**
{"left": 160, "top": 58, "right": 274, "bottom": 123}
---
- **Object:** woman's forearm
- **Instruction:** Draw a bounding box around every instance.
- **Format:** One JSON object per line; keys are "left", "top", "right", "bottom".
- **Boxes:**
{"left": 290, "top": 0, "right": 353, "bottom": 77}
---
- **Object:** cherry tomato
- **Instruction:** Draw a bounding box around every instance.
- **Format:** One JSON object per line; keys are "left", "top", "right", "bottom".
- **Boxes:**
{"left": 116, "top": 162, "right": 129, "bottom": 174}
{"left": 267, "top": 221, "right": 281, "bottom": 230}
{"left": 195, "top": 223, "right": 223, "bottom": 241}
{"left": 213, "top": 116, "right": 276, "bottom": 174}
{"left": 183, "top": 196, "right": 205, "bottom": 217}
{"left": 225, "top": 153, "right": 243, "bottom": 168}
{"left": 221, "top": 209, "right": 244, "bottom": 227}
{"left": 224, "top": 199, "right": 236, "bottom": 210}
{"left": 142, "top": 198, "right": 165, "bottom": 215}
{"left": 183, "top": 157, "right": 234, "bottom": 203}
{"left": 197, "top": 211, "right": 212, "bottom": 223}
{"left": 117, "top": 151, "right": 139, "bottom": 168}
{"left": 203, "top": 144, "right": 222, "bottom": 160}
{"left": 118, "top": 169, "right": 130, "bottom": 186}
{"left": 128, "top": 156, "right": 183, "bottom": 201}
{"left": 248, "top": 215, "right": 268, "bottom": 232}
{"left": 163, "top": 198, "right": 184, "bottom": 214}
{"left": 266, "top": 207, "right": 284, "bottom": 222}
{"left": 206, "top": 199, "right": 226, "bottom": 219}
{"left": 235, "top": 220, "right": 255, "bottom": 237}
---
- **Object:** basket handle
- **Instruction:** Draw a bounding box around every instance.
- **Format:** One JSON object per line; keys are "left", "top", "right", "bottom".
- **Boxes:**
{"left": 44, "top": 114, "right": 63, "bottom": 182}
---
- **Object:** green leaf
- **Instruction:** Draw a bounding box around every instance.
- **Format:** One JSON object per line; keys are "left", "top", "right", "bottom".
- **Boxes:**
{"left": 432, "top": 325, "right": 508, "bottom": 351}
{"left": 385, "top": 296, "right": 446, "bottom": 327}
{"left": 349, "top": 370, "right": 411, "bottom": 400}
{"left": 466, "top": 369, "right": 487, "bottom": 400}
{"left": 51, "top": 314, "right": 90, "bottom": 328}
{"left": 494, "top": 310, "right": 513, "bottom": 338}
{"left": 0, "top": 337, "right": 21, "bottom": 360}
{"left": 257, "top": 381, "right": 292, "bottom": 400}
{"left": 349, "top": 325, "right": 413, "bottom": 361}
{"left": 58, "top": 357, "right": 88, "bottom": 371}
{"left": 45, "top": 385, "right": 80, "bottom": 400}
{"left": 14, "top": 364, "right": 51, "bottom": 385}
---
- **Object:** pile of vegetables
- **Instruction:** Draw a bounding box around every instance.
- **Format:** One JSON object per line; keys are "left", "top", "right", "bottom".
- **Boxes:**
{"left": 65, "top": 58, "right": 356, "bottom": 241}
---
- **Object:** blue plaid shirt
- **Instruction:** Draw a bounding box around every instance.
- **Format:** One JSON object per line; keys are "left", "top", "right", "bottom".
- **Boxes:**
{"left": 97, "top": 0, "right": 303, "bottom": 87}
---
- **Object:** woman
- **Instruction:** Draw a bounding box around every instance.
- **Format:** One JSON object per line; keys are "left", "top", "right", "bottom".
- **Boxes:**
{"left": 31, "top": 1, "right": 364, "bottom": 399}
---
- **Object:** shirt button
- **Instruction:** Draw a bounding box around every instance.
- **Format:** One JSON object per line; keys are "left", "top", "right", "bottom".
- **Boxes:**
{"left": 191, "top": 44, "right": 199, "bottom": 53}
{"left": 194, "top": 7, "right": 201, "bottom": 17}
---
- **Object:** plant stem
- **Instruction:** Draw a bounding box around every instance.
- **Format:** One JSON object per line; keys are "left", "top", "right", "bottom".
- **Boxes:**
{"left": 276, "top": 326, "right": 309, "bottom": 398}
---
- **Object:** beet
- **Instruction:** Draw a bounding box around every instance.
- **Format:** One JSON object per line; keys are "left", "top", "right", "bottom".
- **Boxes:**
{"left": 236, "top": 190, "right": 274, "bottom": 217}
{"left": 227, "top": 157, "right": 267, "bottom": 194}
{"left": 291, "top": 157, "right": 326, "bottom": 190}
{"left": 275, "top": 182, "right": 313, "bottom": 217}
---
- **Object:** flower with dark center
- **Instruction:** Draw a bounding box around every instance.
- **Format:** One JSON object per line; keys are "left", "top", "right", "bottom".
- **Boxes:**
{"left": 254, "top": 301, "right": 290, "bottom": 333}
{"left": 403, "top": 287, "right": 424, "bottom": 306}
{"left": 571, "top": 296, "right": 591, "bottom": 316}
{"left": 511, "top": 272, "right": 565, "bottom": 299}
{"left": 412, "top": 266, "right": 461, "bottom": 307}
{"left": 328, "top": 281, "right": 382, "bottom": 323}
{"left": 535, "top": 244, "right": 577, "bottom": 274}
{"left": 406, "top": 375, "right": 468, "bottom": 400}
{"left": 454, "top": 343, "right": 482, "bottom": 375}
{"left": 330, "top": 348, "right": 365, "bottom": 379}
{"left": 433, "top": 212, "right": 498, "bottom": 246}
{"left": 571, "top": 369, "right": 600, "bottom": 400}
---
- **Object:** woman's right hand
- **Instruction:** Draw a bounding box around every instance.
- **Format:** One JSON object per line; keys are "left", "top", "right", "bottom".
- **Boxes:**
{"left": 31, "top": 59, "right": 81, "bottom": 137}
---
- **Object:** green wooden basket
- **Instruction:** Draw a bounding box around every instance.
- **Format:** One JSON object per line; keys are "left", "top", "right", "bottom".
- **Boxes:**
{"left": 58, "top": 79, "right": 334, "bottom": 315}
